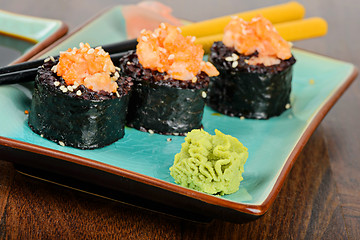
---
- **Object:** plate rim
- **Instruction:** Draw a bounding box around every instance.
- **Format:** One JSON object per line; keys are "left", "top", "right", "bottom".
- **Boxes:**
{"left": 0, "top": 5, "right": 359, "bottom": 217}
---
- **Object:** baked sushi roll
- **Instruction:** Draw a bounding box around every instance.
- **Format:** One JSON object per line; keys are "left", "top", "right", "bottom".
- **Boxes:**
{"left": 28, "top": 43, "right": 132, "bottom": 149}
{"left": 207, "top": 15, "right": 296, "bottom": 119}
{"left": 119, "top": 23, "right": 219, "bottom": 135}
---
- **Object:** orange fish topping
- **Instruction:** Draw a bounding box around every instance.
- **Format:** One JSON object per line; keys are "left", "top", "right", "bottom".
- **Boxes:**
{"left": 56, "top": 43, "right": 118, "bottom": 93}
{"left": 223, "top": 15, "right": 292, "bottom": 66}
{"left": 136, "top": 23, "right": 219, "bottom": 81}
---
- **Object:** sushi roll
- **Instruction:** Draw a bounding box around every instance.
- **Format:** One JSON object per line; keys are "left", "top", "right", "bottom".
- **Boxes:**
{"left": 28, "top": 43, "right": 132, "bottom": 149}
{"left": 207, "top": 15, "right": 296, "bottom": 119}
{"left": 119, "top": 23, "right": 219, "bottom": 135}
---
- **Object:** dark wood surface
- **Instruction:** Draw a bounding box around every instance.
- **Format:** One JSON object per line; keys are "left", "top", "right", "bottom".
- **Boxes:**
{"left": 0, "top": 0, "right": 359, "bottom": 239}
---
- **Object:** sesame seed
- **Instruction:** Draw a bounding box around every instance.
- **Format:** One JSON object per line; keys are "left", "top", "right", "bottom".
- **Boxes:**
{"left": 159, "top": 47, "right": 167, "bottom": 53}
{"left": 140, "top": 29, "right": 146, "bottom": 34}
{"left": 240, "top": 116, "right": 245, "bottom": 120}
{"left": 225, "top": 56, "right": 233, "bottom": 62}
{"left": 40, "top": 134, "right": 44, "bottom": 138}
{"left": 116, "top": 91, "right": 120, "bottom": 97}
{"left": 59, "top": 141, "right": 65, "bottom": 147}
{"left": 148, "top": 129, "right": 154, "bottom": 134}
{"left": 177, "top": 27, "right": 182, "bottom": 33}
{"left": 285, "top": 103, "right": 291, "bottom": 109}
{"left": 201, "top": 91, "right": 207, "bottom": 98}
{"left": 87, "top": 48, "right": 95, "bottom": 54}
{"left": 168, "top": 54, "right": 175, "bottom": 60}
{"left": 167, "top": 138, "right": 172, "bottom": 142}
{"left": 97, "top": 49, "right": 106, "bottom": 56}
{"left": 244, "top": 59, "right": 249, "bottom": 64}
{"left": 160, "top": 23, "right": 166, "bottom": 29}
{"left": 51, "top": 65, "right": 57, "bottom": 73}
{"left": 114, "top": 72, "right": 120, "bottom": 78}
{"left": 232, "top": 61, "right": 238, "bottom": 68}
{"left": 50, "top": 56, "right": 55, "bottom": 62}
{"left": 44, "top": 57, "right": 50, "bottom": 63}
{"left": 191, "top": 36, "right": 196, "bottom": 42}
{"left": 151, "top": 33, "right": 157, "bottom": 38}
{"left": 54, "top": 81, "right": 60, "bottom": 87}
{"left": 67, "top": 86, "right": 74, "bottom": 92}
{"left": 141, "top": 36, "right": 148, "bottom": 42}
{"left": 73, "top": 81, "right": 79, "bottom": 88}
{"left": 127, "top": 61, "right": 131, "bottom": 65}
{"left": 95, "top": 46, "right": 102, "bottom": 50}
{"left": 76, "top": 90, "right": 82, "bottom": 96}
{"left": 79, "top": 42, "right": 85, "bottom": 48}
{"left": 60, "top": 86, "right": 68, "bottom": 93}
{"left": 231, "top": 53, "right": 239, "bottom": 60}
{"left": 115, "top": 67, "right": 120, "bottom": 71}
{"left": 192, "top": 76, "right": 197, "bottom": 83}
{"left": 72, "top": 47, "right": 77, "bottom": 51}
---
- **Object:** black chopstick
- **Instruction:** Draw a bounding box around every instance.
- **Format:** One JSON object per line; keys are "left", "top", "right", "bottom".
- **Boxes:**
{"left": 0, "top": 38, "right": 137, "bottom": 85}
{"left": 0, "top": 52, "right": 129, "bottom": 85}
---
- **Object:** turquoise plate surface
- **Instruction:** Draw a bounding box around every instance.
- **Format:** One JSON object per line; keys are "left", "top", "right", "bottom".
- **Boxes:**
{"left": 0, "top": 6, "right": 357, "bottom": 217}
{"left": 0, "top": 9, "right": 67, "bottom": 65}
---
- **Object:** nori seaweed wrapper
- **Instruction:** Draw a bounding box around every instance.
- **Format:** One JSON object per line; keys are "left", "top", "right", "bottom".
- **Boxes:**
{"left": 207, "top": 41, "right": 296, "bottom": 119}
{"left": 28, "top": 58, "right": 132, "bottom": 149}
{"left": 119, "top": 51, "right": 209, "bottom": 135}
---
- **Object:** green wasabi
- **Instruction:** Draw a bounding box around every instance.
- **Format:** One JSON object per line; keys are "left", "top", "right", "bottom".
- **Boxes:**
{"left": 170, "top": 129, "right": 248, "bottom": 195}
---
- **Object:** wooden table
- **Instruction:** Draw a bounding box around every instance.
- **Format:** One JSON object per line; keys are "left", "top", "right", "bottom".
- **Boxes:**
{"left": 1, "top": 0, "right": 359, "bottom": 239}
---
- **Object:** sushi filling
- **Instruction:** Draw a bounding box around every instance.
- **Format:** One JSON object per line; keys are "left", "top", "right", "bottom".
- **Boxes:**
{"left": 28, "top": 43, "right": 132, "bottom": 149}
{"left": 209, "top": 41, "right": 296, "bottom": 75}
{"left": 39, "top": 57, "right": 132, "bottom": 100}
{"left": 120, "top": 23, "right": 218, "bottom": 135}
{"left": 222, "top": 15, "right": 293, "bottom": 66}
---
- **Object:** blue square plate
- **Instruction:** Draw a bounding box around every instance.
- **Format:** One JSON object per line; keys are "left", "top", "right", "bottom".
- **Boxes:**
{"left": 0, "top": 5, "right": 357, "bottom": 222}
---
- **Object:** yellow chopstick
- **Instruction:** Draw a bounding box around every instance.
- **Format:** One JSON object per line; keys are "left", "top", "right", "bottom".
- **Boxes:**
{"left": 180, "top": 1, "right": 305, "bottom": 38}
{"left": 195, "top": 17, "right": 328, "bottom": 53}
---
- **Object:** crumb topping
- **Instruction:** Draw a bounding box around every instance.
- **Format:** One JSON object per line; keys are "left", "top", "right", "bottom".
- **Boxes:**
{"left": 136, "top": 23, "right": 219, "bottom": 81}
{"left": 222, "top": 15, "right": 292, "bottom": 66}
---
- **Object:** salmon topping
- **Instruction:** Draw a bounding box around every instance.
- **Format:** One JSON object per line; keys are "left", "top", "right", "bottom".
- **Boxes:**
{"left": 56, "top": 43, "right": 118, "bottom": 93}
{"left": 223, "top": 15, "right": 292, "bottom": 66}
{"left": 136, "top": 23, "right": 219, "bottom": 81}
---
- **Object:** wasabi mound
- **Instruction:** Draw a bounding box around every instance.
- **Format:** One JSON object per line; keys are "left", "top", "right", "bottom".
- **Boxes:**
{"left": 170, "top": 129, "right": 248, "bottom": 195}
